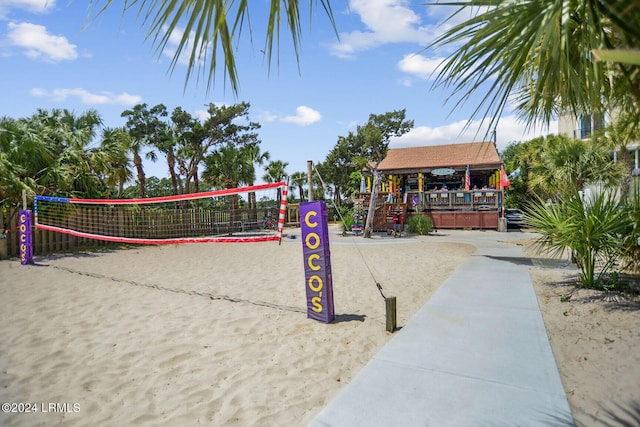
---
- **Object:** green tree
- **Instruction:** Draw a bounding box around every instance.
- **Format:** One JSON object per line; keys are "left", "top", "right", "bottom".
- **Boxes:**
{"left": 121, "top": 104, "right": 167, "bottom": 198}
{"left": 173, "top": 102, "right": 260, "bottom": 194}
{"left": 97, "top": 127, "right": 133, "bottom": 198}
{"left": 527, "top": 189, "right": 631, "bottom": 288}
{"left": 262, "top": 160, "right": 289, "bottom": 183}
{"left": 289, "top": 171, "right": 307, "bottom": 202}
{"left": 321, "top": 134, "right": 362, "bottom": 207}
{"left": 203, "top": 142, "right": 254, "bottom": 222}
{"left": 1, "top": 109, "right": 131, "bottom": 206}
{"left": 431, "top": 1, "right": 640, "bottom": 135}
{"left": 25, "top": 109, "right": 106, "bottom": 198}
{"left": 242, "top": 143, "right": 270, "bottom": 213}
{"left": 263, "top": 160, "right": 289, "bottom": 205}
{"left": 0, "top": 115, "right": 50, "bottom": 205}
{"left": 342, "top": 110, "right": 413, "bottom": 238}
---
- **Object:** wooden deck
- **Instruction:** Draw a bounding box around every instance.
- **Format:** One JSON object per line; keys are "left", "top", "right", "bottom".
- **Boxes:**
{"left": 365, "top": 190, "right": 503, "bottom": 231}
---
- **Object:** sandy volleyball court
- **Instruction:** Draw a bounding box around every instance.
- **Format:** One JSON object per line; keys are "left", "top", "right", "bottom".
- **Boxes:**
{"left": 2, "top": 227, "right": 639, "bottom": 426}
{"left": 0, "top": 227, "right": 474, "bottom": 426}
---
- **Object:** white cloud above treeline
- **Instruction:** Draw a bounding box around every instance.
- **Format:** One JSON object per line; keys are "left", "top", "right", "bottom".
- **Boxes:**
{"left": 281, "top": 106, "right": 322, "bottom": 126}
{"left": 30, "top": 88, "right": 142, "bottom": 106}
{"left": 392, "top": 115, "right": 557, "bottom": 153}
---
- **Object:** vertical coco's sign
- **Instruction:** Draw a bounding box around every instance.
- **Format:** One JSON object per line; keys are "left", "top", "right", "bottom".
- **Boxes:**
{"left": 19, "top": 210, "right": 34, "bottom": 265}
{"left": 300, "top": 201, "right": 335, "bottom": 323}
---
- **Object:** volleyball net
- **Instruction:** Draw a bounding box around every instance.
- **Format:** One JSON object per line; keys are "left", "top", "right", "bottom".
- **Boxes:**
{"left": 34, "top": 182, "right": 289, "bottom": 244}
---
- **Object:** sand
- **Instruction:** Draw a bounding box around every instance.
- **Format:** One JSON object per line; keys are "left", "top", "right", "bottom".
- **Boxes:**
{"left": 1, "top": 227, "right": 638, "bottom": 426}
{"left": 522, "top": 241, "right": 640, "bottom": 426}
{"left": 0, "top": 227, "right": 474, "bottom": 426}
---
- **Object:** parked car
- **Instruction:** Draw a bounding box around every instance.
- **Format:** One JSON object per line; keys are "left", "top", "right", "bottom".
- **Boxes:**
{"left": 504, "top": 208, "right": 526, "bottom": 227}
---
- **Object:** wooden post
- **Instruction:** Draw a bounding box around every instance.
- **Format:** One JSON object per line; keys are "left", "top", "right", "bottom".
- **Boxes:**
{"left": 307, "top": 160, "right": 314, "bottom": 201}
{"left": 385, "top": 296, "right": 397, "bottom": 333}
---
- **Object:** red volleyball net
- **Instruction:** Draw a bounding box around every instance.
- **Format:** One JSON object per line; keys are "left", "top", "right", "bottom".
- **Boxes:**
{"left": 34, "top": 182, "right": 289, "bottom": 244}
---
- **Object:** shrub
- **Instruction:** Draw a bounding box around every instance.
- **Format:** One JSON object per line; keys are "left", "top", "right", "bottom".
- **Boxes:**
{"left": 621, "top": 184, "right": 640, "bottom": 274}
{"left": 341, "top": 212, "right": 354, "bottom": 232}
{"left": 526, "top": 189, "right": 630, "bottom": 288}
{"left": 407, "top": 215, "right": 432, "bottom": 235}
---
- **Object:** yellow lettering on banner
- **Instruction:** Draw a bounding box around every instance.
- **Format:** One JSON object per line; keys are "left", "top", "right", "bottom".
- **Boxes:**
{"left": 307, "top": 253, "right": 321, "bottom": 271}
{"left": 308, "top": 275, "right": 323, "bottom": 292}
{"left": 305, "top": 233, "right": 320, "bottom": 250}
{"left": 19, "top": 224, "right": 26, "bottom": 233}
{"left": 304, "top": 210, "right": 318, "bottom": 228}
{"left": 20, "top": 234, "right": 26, "bottom": 243}
{"left": 20, "top": 214, "right": 25, "bottom": 222}
{"left": 311, "top": 296, "right": 323, "bottom": 312}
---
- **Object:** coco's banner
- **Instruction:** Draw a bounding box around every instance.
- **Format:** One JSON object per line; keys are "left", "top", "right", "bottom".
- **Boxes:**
{"left": 19, "top": 210, "right": 34, "bottom": 265}
{"left": 300, "top": 201, "right": 335, "bottom": 323}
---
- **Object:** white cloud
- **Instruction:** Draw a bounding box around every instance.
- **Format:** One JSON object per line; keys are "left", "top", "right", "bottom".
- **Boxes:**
{"left": 397, "top": 53, "right": 443, "bottom": 81}
{"left": 30, "top": 88, "right": 142, "bottom": 106}
{"left": 162, "top": 25, "right": 196, "bottom": 66}
{"left": 256, "top": 110, "right": 278, "bottom": 124}
{"left": 329, "top": 0, "right": 435, "bottom": 58}
{"left": 7, "top": 22, "right": 77, "bottom": 61}
{"left": 391, "top": 115, "right": 557, "bottom": 153}
{"left": 281, "top": 106, "right": 322, "bottom": 126}
{"left": 193, "top": 109, "right": 210, "bottom": 122}
{"left": 0, "top": 0, "right": 54, "bottom": 18}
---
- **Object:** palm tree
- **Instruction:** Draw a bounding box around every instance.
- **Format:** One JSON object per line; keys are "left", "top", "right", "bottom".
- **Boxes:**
{"left": 31, "top": 109, "right": 106, "bottom": 198}
{"left": 242, "top": 143, "right": 270, "bottom": 219}
{"left": 99, "top": 128, "right": 133, "bottom": 197}
{"left": 526, "top": 135, "right": 625, "bottom": 199}
{"left": 121, "top": 104, "right": 166, "bottom": 198}
{"left": 290, "top": 171, "right": 307, "bottom": 202}
{"left": 262, "top": 160, "right": 289, "bottom": 206}
{"left": 0, "top": 116, "right": 43, "bottom": 206}
{"left": 431, "top": 1, "right": 640, "bottom": 135}
{"left": 262, "top": 160, "right": 289, "bottom": 184}
{"left": 203, "top": 143, "right": 252, "bottom": 224}
{"left": 91, "top": 1, "right": 337, "bottom": 94}
{"left": 527, "top": 189, "right": 630, "bottom": 288}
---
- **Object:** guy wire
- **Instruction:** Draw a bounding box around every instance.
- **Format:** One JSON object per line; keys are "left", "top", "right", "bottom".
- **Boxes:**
{"left": 312, "top": 166, "right": 386, "bottom": 300}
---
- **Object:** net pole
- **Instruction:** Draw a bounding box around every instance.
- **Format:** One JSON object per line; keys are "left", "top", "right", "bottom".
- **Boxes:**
{"left": 277, "top": 182, "right": 289, "bottom": 244}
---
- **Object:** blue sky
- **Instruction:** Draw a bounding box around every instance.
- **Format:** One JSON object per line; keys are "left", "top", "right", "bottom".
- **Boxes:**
{"left": 1, "top": 0, "right": 556, "bottom": 181}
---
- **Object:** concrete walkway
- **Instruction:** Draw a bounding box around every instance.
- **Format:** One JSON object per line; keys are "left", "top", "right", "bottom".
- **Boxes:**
{"left": 309, "top": 230, "right": 574, "bottom": 427}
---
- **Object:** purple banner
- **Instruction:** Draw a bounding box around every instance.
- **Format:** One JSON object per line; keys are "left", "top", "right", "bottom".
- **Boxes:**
{"left": 19, "top": 210, "right": 34, "bottom": 265}
{"left": 300, "top": 201, "right": 335, "bottom": 323}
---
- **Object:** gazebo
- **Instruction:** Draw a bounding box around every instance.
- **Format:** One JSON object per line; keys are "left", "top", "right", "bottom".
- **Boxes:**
{"left": 361, "top": 141, "right": 507, "bottom": 230}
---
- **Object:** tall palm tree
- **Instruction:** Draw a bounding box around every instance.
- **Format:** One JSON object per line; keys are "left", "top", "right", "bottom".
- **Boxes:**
{"left": 91, "top": 1, "right": 337, "bottom": 94}
{"left": 242, "top": 143, "right": 270, "bottom": 215}
{"left": 121, "top": 104, "right": 166, "bottom": 198}
{"left": 525, "top": 135, "right": 625, "bottom": 199}
{"left": 32, "top": 109, "right": 105, "bottom": 198}
{"left": 0, "top": 116, "right": 43, "bottom": 205}
{"left": 203, "top": 143, "right": 251, "bottom": 223}
{"left": 431, "top": 1, "right": 640, "bottom": 135}
{"left": 262, "top": 160, "right": 289, "bottom": 205}
{"left": 99, "top": 128, "right": 133, "bottom": 197}
{"left": 289, "top": 171, "right": 307, "bottom": 202}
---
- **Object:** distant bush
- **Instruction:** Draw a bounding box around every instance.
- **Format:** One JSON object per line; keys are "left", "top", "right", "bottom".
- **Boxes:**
{"left": 407, "top": 215, "right": 432, "bottom": 235}
{"left": 341, "top": 212, "right": 354, "bottom": 232}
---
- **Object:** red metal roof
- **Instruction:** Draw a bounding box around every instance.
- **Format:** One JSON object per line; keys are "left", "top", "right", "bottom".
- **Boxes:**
{"left": 378, "top": 141, "right": 502, "bottom": 172}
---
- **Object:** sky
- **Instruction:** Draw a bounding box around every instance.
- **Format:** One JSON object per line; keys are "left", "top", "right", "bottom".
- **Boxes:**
{"left": 0, "top": 0, "right": 557, "bottom": 182}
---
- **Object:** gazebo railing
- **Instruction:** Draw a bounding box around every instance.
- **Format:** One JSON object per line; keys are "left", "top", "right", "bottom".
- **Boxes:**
{"left": 406, "top": 190, "right": 500, "bottom": 211}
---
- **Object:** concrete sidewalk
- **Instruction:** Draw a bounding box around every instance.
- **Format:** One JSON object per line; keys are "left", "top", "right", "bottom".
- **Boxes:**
{"left": 309, "top": 230, "right": 574, "bottom": 427}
